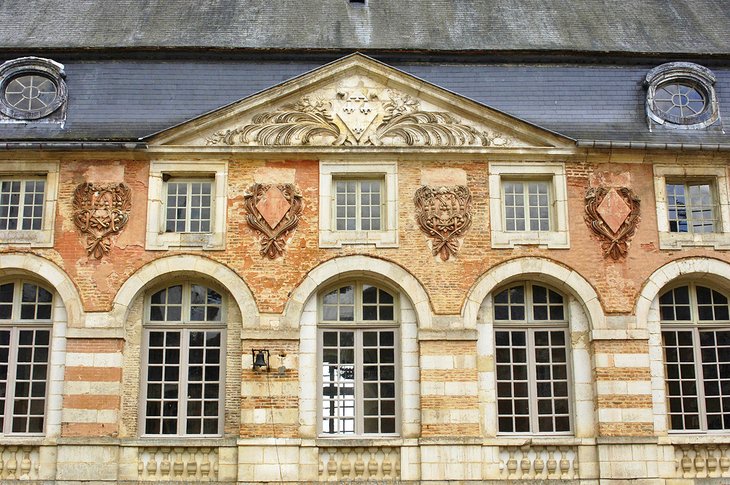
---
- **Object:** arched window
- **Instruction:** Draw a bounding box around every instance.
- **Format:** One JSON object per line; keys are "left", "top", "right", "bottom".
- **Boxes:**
{"left": 661, "top": 283, "right": 730, "bottom": 431}
{"left": 142, "top": 283, "right": 224, "bottom": 436}
{"left": 0, "top": 280, "right": 53, "bottom": 434}
{"left": 319, "top": 281, "right": 398, "bottom": 436}
{"left": 493, "top": 282, "right": 571, "bottom": 434}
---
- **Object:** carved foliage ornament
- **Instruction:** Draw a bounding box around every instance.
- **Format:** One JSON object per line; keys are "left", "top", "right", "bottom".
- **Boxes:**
{"left": 72, "top": 182, "right": 131, "bottom": 259}
{"left": 414, "top": 185, "right": 472, "bottom": 261}
{"left": 244, "top": 183, "right": 303, "bottom": 259}
{"left": 207, "top": 88, "right": 511, "bottom": 148}
{"left": 584, "top": 186, "right": 641, "bottom": 260}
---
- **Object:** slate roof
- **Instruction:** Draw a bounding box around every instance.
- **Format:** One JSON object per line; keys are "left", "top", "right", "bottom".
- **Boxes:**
{"left": 1, "top": 0, "right": 729, "bottom": 55}
{"left": 0, "top": 59, "right": 728, "bottom": 146}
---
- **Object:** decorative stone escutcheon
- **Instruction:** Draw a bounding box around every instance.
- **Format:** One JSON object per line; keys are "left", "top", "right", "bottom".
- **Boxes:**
{"left": 414, "top": 185, "right": 472, "bottom": 261}
{"left": 244, "top": 183, "right": 303, "bottom": 259}
{"left": 72, "top": 182, "right": 131, "bottom": 259}
{"left": 584, "top": 186, "right": 641, "bottom": 260}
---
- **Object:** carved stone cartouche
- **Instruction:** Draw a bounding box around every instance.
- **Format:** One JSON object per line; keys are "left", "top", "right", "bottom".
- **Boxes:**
{"left": 414, "top": 185, "right": 472, "bottom": 261}
{"left": 72, "top": 182, "right": 131, "bottom": 259}
{"left": 584, "top": 186, "right": 641, "bottom": 260}
{"left": 244, "top": 183, "right": 303, "bottom": 259}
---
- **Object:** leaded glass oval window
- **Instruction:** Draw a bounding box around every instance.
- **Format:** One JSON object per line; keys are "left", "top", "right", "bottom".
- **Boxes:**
{"left": 645, "top": 62, "right": 719, "bottom": 129}
{"left": 3, "top": 74, "right": 59, "bottom": 115}
{"left": 0, "top": 57, "right": 67, "bottom": 121}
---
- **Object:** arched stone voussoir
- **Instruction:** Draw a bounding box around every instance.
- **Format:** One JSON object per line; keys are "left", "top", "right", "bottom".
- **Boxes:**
{"left": 0, "top": 253, "right": 82, "bottom": 326}
{"left": 463, "top": 257, "right": 605, "bottom": 331}
{"left": 636, "top": 257, "right": 730, "bottom": 326}
{"left": 282, "top": 255, "right": 432, "bottom": 329}
{"left": 111, "top": 254, "right": 259, "bottom": 325}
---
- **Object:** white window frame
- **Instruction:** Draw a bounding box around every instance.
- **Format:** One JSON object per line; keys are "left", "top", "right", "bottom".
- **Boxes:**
{"left": 489, "top": 162, "right": 569, "bottom": 248}
{"left": 146, "top": 160, "right": 227, "bottom": 250}
{"left": 492, "top": 282, "right": 573, "bottom": 436}
{"left": 660, "top": 283, "right": 730, "bottom": 433}
{"left": 654, "top": 164, "right": 730, "bottom": 249}
{"left": 140, "top": 282, "right": 226, "bottom": 438}
{"left": 0, "top": 161, "right": 58, "bottom": 248}
{"left": 319, "top": 161, "right": 398, "bottom": 248}
{"left": 0, "top": 279, "right": 53, "bottom": 436}
{"left": 317, "top": 281, "right": 401, "bottom": 437}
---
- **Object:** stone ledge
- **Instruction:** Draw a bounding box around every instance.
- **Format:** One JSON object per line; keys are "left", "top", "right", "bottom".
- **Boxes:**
{"left": 595, "top": 436, "right": 659, "bottom": 445}
{"left": 242, "top": 329, "right": 299, "bottom": 340}
{"left": 418, "top": 329, "right": 478, "bottom": 341}
{"left": 66, "top": 327, "right": 125, "bottom": 339}
{"left": 591, "top": 329, "right": 649, "bottom": 340}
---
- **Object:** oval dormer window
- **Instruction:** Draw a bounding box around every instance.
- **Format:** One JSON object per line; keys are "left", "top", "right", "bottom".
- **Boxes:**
{"left": 0, "top": 57, "right": 67, "bottom": 121}
{"left": 645, "top": 62, "right": 719, "bottom": 129}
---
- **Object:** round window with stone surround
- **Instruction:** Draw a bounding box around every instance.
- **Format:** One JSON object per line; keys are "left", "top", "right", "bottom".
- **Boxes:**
{"left": 645, "top": 62, "right": 719, "bottom": 129}
{"left": 0, "top": 57, "right": 67, "bottom": 121}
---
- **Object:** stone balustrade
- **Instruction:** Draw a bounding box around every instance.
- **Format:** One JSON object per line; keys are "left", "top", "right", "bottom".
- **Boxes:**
{"left": 0, "top": 445, "right": 40, "bottom": 480}
{"left": 318, "top": 446, "right": 401, "bottom": 481}
{"left": 499, "top": 444, "right": 578, "bottom": 480}
{"left": 675, "top": 443, "right": 730, "bottom": 478}
{"left": 137, "top": 446, "right": 219, "bottom": 481}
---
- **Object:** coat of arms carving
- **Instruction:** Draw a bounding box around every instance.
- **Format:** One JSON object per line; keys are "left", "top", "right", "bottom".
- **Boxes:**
{"left": 244, "top": 183, "right": 303, "bottom": 259}
{"left": 584, "top": 186, "right": 641, "bottom": 260}
{"left": 206, "top": 81, "right": 513, "bottom": 148}
{"left": 414, "top": 185, "right": 472, "bottom": 261}
{"left": 72, "top": 182, "right": 132, "bottom": 259}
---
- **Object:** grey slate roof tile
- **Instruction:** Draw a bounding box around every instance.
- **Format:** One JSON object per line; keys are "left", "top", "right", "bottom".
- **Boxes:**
{"left": 0, "top": 60, "right": 728, "bottom": 145}
{"left": 1, "top": 1, "right": 729, "bottom": 55}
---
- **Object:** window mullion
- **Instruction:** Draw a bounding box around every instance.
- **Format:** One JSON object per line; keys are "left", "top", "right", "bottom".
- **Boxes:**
{"left": 693, "top": 327, "right": 709, "bottom": 431}
{"left": 526, "top": 328, "right": 539, "bottom": 433}
{"left": 354, "top": 330, "right": 363, "bottom": 435}
{"left": 3, "top": 327, "right": 19, "bottom": 434}
{"left": 355, "top": 182, "right": 362, "bottom": 232}
{"left": 520, "top": 184, "right": 528, "bottom": 229}
{"left": 184, "top": 181, "right": 193, "bottom": 233}
{"left": 16, "top": 183, "right": 26, "bottom": 229}
{"left": 178, "top": 328, "right": 190, "bottom": 436}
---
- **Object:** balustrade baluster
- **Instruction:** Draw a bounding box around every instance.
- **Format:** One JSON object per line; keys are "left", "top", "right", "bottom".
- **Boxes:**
{"left": 559, "top": 446, "right": 570, "bottom": 478}
{"left": 367, "top": 447, "right": 378, "bottom": 478}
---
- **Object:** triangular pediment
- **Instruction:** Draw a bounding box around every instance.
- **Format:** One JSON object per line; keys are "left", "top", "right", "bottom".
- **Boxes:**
{"left": 149, "top": 53, "right": 573, "bottom": 149}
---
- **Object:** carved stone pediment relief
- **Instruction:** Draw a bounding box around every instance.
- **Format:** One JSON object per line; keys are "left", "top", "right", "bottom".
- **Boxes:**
{"left": 414, "top": 185, "right": 472, "bottom": 261}
{"left": 584, "top": 186, "right": 641, "bottom": 260}
{"left": 72, "top": 182, "right": 131, "bottom": 259}
{"left": 244, "top": 183, "right": 303, "bottom": 259}
{"left": 205, "top": 77, "right": 521, "bottom": 148}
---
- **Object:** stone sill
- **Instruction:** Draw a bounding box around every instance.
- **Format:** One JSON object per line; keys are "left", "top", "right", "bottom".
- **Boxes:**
{"left": 0, "top": 436, "right": 48, "bottom": 446}
{"left": 418, "top": 329, "right": 478, "bottom": 341}
{"left": 56, "top": 437, "right": 238, "bottom": 447}
{"left": 659, "top": 434, "right": 730, "bottom": 446}
{"left": 130, "top": 437, "right": 237, "bottom": 447}
{"left": 595, "top": 436, "right": 659, "bottom": 445}
{"left": 315, "top": 437, "right": 405, "bottom": 448}
{"left": 485, "top": 436, "right": 595, "bottom": 447}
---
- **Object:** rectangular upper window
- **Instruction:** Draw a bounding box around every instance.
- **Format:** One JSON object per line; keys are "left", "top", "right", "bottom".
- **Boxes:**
{"left": 665, "top": 180, "right": 718, "bottom": 233}
{"left": 0, "top": 178, "right": 45, "bottom": 231}
{"left": 654, "top": 165, "right": 730, "bottom": 249}
{"left": 489, "top": 163, "right": 568, "bottom": 249}
{"left": 319, "top": 161, "right": 397, "bottom": 248}
{"left": 146, "top": 161, "right": 227, "bottom": 250}
{"left": 165, "top": 179, "right": 213, "bottom": 233}
{"left": 0, "top": 162, "right": 58, "bottom": 248}
{"left": 334, "top": 178, "right": 383, "bottom": 231}
{"left": 502, "top": 180, "right": 552, "bottom": 232}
